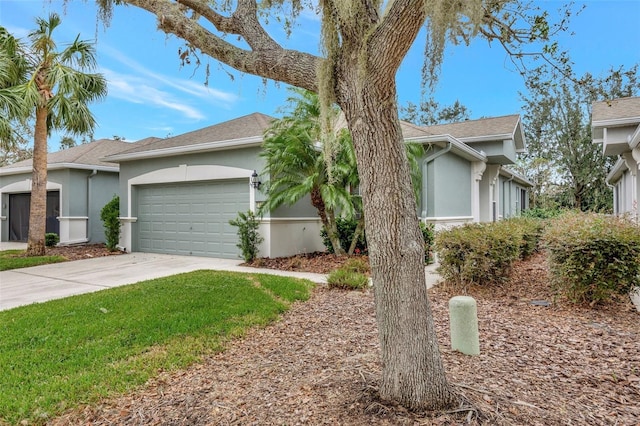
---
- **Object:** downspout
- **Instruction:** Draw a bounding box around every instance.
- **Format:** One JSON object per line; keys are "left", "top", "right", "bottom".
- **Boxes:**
{"left": 421, "top": 142, "right": 452, "bottom": 218}
{"left": 87, "top": 169, "right": 97, "bottom": 242}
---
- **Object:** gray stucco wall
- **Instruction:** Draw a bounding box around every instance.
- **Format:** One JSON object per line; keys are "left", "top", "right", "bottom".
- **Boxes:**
{"left": 88, "top": 172, "right": 120, "bottom": 243}
{"left": 118, "top": 146, "right": 317, "bottom": 220}
{"left": 428, "top": 153, "right": 472, "bottom": 217}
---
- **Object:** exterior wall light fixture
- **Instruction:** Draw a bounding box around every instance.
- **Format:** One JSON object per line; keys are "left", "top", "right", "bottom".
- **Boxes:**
{"left": 250, "top": 170, "right": 262, "bottom": 189}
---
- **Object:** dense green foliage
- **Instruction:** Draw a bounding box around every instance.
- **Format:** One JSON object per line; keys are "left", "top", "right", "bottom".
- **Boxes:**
{"left": 0, "top": 249, "right": 65, "bottom": 271}
{"left": 100, "top": 195, "right": 120, "bottom": 251}
{"left": 44, "top": 233, "right": 59, "bottom": 247}
{"left": 543, "top": 212, "right": 640, "bottom": 304}
{"left": 321, "top": 218, "right": 435, "bottom": 264}
{"left": 521, "top": 207, "right": 567, "bottom": 220}
{"left": 320, "top": 217, "right": 367, "bottom": 255}
{"left": 229, "top": 210, "right": 263, "bottom": 262}
{"left": 519, "top": 64, "right": 639, "bottom": 212}
{"left": 0, "top": 270, "right": 313, "bottom": 424}
{"left": 435, "top": 218, "right": 543, "bottom": 285}
{"left": 327, "top": 258, "right": 370, "bottom": 290}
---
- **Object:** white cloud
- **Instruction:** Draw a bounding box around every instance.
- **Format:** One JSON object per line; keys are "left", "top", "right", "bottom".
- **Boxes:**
{"left": 101, "top": 44, "right": 239, "bottom": 106}
{"left": 102, "top": 68, "right": 206, "bottom": 120}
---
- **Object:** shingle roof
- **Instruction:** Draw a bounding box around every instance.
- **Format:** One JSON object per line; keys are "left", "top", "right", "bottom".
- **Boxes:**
{"left": 112, "top": 112, "right": 275, "bottom": 156}
{"left": 422, "top": 114, "right": 521, "bottom": 139}
{"left": 3, "top": 138, "right": 139, "bottom": 170}
{"left": 592, "top": 96, "right": 640, "bottom": 122}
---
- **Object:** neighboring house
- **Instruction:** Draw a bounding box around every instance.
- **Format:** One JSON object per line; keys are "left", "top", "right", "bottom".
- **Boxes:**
{"left": 102, "top": 112, "right": 531, "bottom": 260}
{"left": 591, "top": 96, "right": 640, "bottom": 219}
{"left": 0, "top": 138, "right": 159, "bottom": 244}
{"left": 407, "top": 114, "right": 531, "bottom": 228}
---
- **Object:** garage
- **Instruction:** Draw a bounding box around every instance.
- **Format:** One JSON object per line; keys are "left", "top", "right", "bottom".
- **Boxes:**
{"left": 135, "top": 180, "right": 249, "bottom": 258}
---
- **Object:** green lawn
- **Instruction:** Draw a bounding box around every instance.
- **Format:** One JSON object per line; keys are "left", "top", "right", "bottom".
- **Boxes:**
{"left": 0, "top": 249, "right": 66, "bottom": 271}
{"left": 0, "top": 270, "right": 313, "bottom": 425}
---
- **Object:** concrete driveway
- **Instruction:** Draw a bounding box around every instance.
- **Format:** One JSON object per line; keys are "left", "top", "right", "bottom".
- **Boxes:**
{"left": 0, "top": 252, "right": 328, "bottom": 311}
{"left": 0, "top": 247, "right": 444, "bottom": 311}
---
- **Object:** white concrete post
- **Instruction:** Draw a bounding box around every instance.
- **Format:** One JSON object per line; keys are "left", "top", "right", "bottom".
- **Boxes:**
{"left": 449, "top": 296, "right": 480, "bottom": 355}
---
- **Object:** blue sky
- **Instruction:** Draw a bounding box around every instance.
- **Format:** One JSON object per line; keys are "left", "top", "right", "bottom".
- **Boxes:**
{"left": 1, "top": 0, "right": 639, "bottom": 150}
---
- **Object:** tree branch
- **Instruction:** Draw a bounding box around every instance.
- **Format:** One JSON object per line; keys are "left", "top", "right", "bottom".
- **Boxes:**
{"left": 369, "top": 0, "right": 426, "bottom": 74}
{"left": 122, "top": 0, "right": 321, "bottom": 91}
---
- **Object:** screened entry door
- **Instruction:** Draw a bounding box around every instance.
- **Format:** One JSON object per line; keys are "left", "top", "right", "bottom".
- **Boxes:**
{"left": 9, "top": 191, "right": 60, "bottom": 241}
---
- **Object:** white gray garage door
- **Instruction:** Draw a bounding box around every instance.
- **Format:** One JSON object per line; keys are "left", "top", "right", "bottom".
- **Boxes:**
{"left": 136, "top": 180, "right": 249, "bottom": 258}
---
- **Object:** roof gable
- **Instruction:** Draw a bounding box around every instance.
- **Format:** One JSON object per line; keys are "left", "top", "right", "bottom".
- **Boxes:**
{"left": 592, "top": 96, "right": 640, "bottom": 123}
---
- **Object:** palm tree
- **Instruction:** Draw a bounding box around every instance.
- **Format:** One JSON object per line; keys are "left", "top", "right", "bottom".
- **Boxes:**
{"left": 260, "top": 88, "right": 357, "bottom": 255}
{"left": 260, "top": 88, "right": 424, "bottom": 256}
{"left": 0, "top": 13, "right": 107, "bottom": 255}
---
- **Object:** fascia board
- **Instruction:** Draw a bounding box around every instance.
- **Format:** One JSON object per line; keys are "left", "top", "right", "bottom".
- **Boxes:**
{"left": 457, "top": 133, "right": 513, "bottom": 144}
{"left": 629, "top": 124, "right": 640, "bottom": 149}
{"left": 500, "top": 166, "right": 534, "bottom": 187}
{"left": 103, "top": 135, "right": 264, "bottom": 162}
{"left": 0, "top": 163, "right": 118, "bottom": 176}
{"left": 592, "top": 117, "right": 640, "bottom": 128}
{"left": 606, "top": 157, "right": 627, "bottom": 183}
{"left": 407, "top": 134, "right": 487, "bottom": 161}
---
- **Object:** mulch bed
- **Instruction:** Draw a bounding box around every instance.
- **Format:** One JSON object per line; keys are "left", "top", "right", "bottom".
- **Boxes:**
{"left": 247, "top": 252, "right": 368, "bottom": 274}
{"left": 45, "top": 244, "right": 125, "bottom": 261}
{"left": 48, "top": 252, "right": 639, "bottom": 425}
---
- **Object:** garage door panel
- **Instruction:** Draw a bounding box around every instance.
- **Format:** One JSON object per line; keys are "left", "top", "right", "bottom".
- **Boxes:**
{"left": 137, "top": 180, "right": 249, "bottom": 258}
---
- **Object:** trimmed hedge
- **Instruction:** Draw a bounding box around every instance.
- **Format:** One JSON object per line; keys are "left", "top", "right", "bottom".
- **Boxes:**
{"left": 435, "top": 217, "right": 544, "bottom": 285}
{"left": 543, "top": 212, "right": 640, "bottom": 304}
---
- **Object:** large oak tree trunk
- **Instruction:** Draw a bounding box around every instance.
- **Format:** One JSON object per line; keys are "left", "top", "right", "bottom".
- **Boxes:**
{"left": 339, "top": 75, "right": 456, "bottom": 410}
{"left": 26, "top": 106, "right": 48, "bottom": 256}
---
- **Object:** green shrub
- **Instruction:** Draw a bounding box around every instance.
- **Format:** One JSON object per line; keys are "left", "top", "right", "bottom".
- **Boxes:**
{"left": 229, "top": 210, "right": 264, "bottom": 262}
{"left": 342, "top": 257, "right": 370, "bottom": 274}
{"left": 327, "top": 268, "right": 369, "bottom": 290}
{"left": 45, "top": 233, "right": 59, "bottom": 247}
{"left": 435, "top": 222, "right": 522, "bottom": 285}
{"left": 420, "top": 221, "right": 435, "bottom": 264}
{"left": 100, "top": 195, "right": 121, "bottom": 251}
{"left": 522, "top": 207, "right": 566, "bottom": 220}
{"left": 543, "top": 212, "right": 640, "bottom": 305}
{"left": 501, "top": 217, "right": 545, "bottom": 259}
{"left": 320, "top": 217, "right": 367, "bottom": 254}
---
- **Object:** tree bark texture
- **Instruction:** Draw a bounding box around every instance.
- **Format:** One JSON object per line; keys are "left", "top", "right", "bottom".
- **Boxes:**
{"left": 26, "top": 106, "right": 48, "bottom": 256}
{"left": 337, "top": 73, "right": 456, "bottom": 410}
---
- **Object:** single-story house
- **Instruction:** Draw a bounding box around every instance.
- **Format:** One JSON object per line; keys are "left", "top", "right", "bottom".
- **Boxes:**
{"left": 101, "top": 112, "right": 531, "bottom": 259}
{"left": 0, "top": 138, "right": 159, "bottom": 244}
{"left": 1, "top": 111, "right": 530, "bottom": 258}
{"left": 591, "top": 96, "right": 640, "bottom": 219}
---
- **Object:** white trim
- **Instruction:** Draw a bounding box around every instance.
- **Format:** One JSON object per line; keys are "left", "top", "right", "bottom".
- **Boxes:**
{"left": 500, "top": 166, "right": 533, "bottom": 186}
{"left": 409, "top": 134, "right": 487, "bottom": 161}
{"left": 260, "top": 217, "right": 321, "bottom": 223}
{"left": 458, "top": 133, "right": 513, "bottom": 144}
{"left": 630, "top": 125, "right": 640, "bottom": 149}
{"left": 593, "top": 117, "right": 640, "bottom": 128}
{"left": 0, "top": 163, "right": 118, "bottom": 176}
{"left": 105, "top": 135, "right": 264, "bottom": 162}
{"left": 0, "top": 179, "right": 62, "bottom": 193}
{"left": 118, "top": 216, "right": 138, "bottom": 222}
{"left": 424, "top": 216, "right": 474, "bottom": 221}
{"left": 57, "top": 216, "right": 89, "bottom": 220}
{"left": 607, "top": 158, "right": 628, "bottom": 184}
